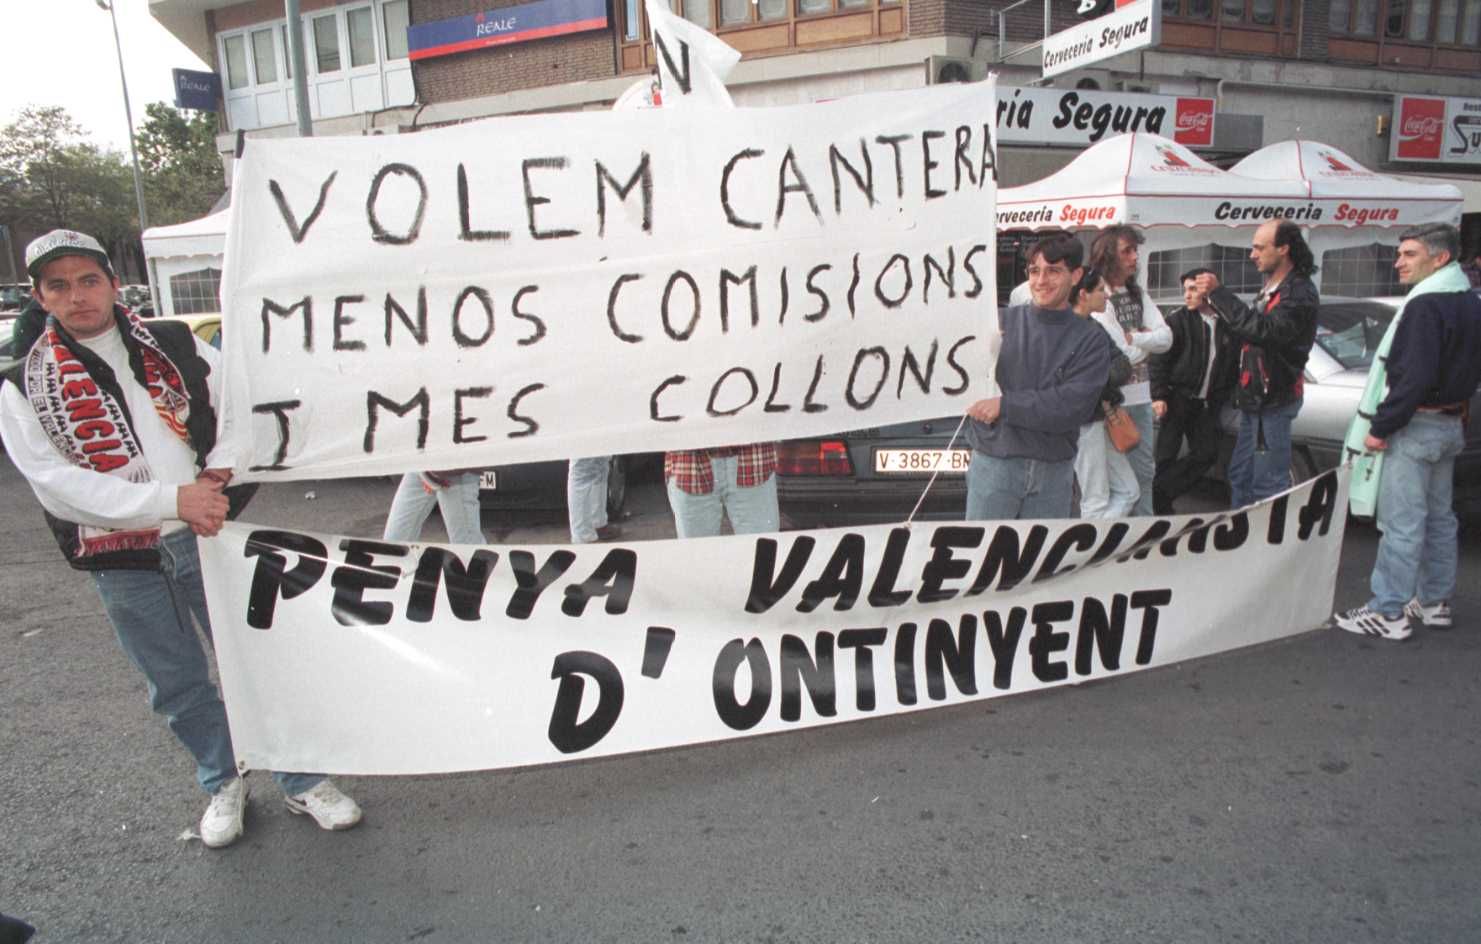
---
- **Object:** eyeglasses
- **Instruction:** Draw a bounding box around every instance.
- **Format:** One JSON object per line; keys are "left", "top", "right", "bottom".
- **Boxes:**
{"left": 1026, "top": 265, "right": 1071, "bottom": 278}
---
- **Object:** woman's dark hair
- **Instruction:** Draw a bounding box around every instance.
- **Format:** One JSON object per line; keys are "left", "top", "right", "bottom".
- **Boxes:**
{"left": 1069, "top": 266, "right": 1103, "bottom": 305}
{"left": 1272, "top": 219, "right": 1317, "bottom": 277}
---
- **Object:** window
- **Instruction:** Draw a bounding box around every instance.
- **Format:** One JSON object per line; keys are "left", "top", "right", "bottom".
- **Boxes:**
{"left": 1189, "top": 0, "right": 1288, "bottom": 25}
{"left": 617, "top": 0, "right": 903, "bottom": 74}
{"left": 1436, "top": 0, "right": 1459, "bottom": 41}
{"left": 1164, "top": 0, "right": 1214, "bottom": 17}
{"left": 169, "top": 268, "right": 223, "bottom": 316}
{"left": 1386, "top": 0, "right": 1408, "bottom": 35}
{"left": 382, "top": 0, "right": 410, "bottom": 59}
{"left": 680, "top": 0, "right": 712, "bottom": 29}
{"left": 224, "top": 34, "right": 248, "bottom": 90}
{"left": 313, "top": 14, "right": 341, "bottom": 73}
{"left": 1409, "top": 0, "right": 1434, "bottom": 38}
{"left": 720, "top": 0, "right": 750, "bottom": 26}
{"left": 1147, "top": 245, "right": 1261, "bottom": 298}
{"left": 1319, "top": 244, "right": 1405, "bottom": 297}
{"left": 251, "top": 28, "right": 277, "bottom": 84}
{"left": 1330, "top": 0, "right": 1381, "bottom": 35}
{"left": 348, "top": 7, "right": 376, "bottom": 67}
{"left": 1332, "top": 0, "right": 1481, "bottom": 45}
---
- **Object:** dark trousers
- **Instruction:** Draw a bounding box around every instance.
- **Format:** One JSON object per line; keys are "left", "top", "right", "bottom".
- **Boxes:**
{"left": 1153, "top": 396, "right": 1223, "bottom": 514}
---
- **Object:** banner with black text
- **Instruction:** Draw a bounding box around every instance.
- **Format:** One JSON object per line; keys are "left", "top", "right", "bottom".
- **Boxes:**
{"left": 201, "top": 469, "right": 1348, "bottom": 775}
{"left": 218, "top": 78, "right": 999, "bottom": 481}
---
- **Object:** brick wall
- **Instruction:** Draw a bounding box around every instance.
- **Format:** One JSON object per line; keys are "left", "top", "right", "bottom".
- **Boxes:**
{"left": 917, "top": 1, "right": 1084, "bottom": 44}
{"left": 214, "top": 0, "right": 341, "bottom": 34}
{"left": 411, "top": 0, "right": 618, "bottom": 104}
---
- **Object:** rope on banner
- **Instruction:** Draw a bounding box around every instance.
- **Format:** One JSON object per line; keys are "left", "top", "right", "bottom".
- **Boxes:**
{"left": 902, "top": 412, "right": 971, "bottom": 528}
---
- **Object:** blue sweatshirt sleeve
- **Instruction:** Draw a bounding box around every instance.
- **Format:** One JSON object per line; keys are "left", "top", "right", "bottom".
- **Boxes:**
{"left": 1000, "top": 329, "right": 1113, "bottom": 435}
{"left": 1371, "top": 296, "right": 1445, "bottom": 440}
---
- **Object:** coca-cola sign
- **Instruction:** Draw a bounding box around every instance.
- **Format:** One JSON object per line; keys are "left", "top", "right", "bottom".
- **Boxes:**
{"left": 1391, "top": 94, "right": 1481, "bottom": 166}
{"left": 1395, "top": 97, "right": 1445, "bottom": 160}
{"left": 1173, "top": 98, "right": 1214, "bottom": 147}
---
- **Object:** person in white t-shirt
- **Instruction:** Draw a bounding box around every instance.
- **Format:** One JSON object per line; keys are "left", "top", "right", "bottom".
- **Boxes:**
{"left": 1088, "top": 226, "right": 1172, "bottom": 515}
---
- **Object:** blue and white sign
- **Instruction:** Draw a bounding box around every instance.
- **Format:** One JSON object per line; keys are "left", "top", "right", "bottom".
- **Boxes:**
{"left": 173, "top": 68, "right": 221, "bottom": 112}
{"left": 408, "top": 0, "right": 608, "bottom": 61}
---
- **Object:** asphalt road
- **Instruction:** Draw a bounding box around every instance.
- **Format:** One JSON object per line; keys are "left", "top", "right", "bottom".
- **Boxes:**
{"left": 2, "top": 461, "right": 1479, "bottom": 943}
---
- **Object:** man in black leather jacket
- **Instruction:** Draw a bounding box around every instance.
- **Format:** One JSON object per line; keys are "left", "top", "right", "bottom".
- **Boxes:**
{"left": 1192, "top": 219, "right": 1319, "bottom": 508}
{"left": 1149, "top": 267, "right": 1239, "bottom": 514}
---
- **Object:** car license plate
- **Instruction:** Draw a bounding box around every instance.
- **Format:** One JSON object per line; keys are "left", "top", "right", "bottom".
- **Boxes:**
{"left": 874, "top": 448, "right": 971, "bottom": 474}
{"left": 479, "top": 471, "right": 498, "bottom": 489}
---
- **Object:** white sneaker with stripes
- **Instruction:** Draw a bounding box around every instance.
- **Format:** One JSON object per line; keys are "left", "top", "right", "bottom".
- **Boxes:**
{"left": 1404, "top": 599, "right": 1452, "bottom": 628}
{"left": 1333, "top": 605, "right": 1413, "bottom": 641}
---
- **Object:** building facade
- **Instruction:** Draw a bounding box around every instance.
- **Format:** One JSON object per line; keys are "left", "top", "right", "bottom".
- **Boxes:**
{"left": 149, "top": 0, "right": 1481, "bottom": 302}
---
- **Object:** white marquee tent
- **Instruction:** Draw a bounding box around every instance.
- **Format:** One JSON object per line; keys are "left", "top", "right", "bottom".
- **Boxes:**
{"left": 996, "top": 132, "right": 1465, "bottom": 293}
{"left": 141, "top": 208, "right": 228, "bottom": 317}
{"left": 995, "top": 131, "right": 1311, "bottom": 257}
{"left": 1230, "top": 138, "right": 1464, "bottom": 263}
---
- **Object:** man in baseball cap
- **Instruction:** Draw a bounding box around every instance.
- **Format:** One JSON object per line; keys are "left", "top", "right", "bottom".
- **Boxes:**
{"left": 2, "top": 228, "right": 364, "bottom": 849}
{"left": 24, "top": 228, "right": 116, "bottom": 282}
{"left": 7, "top": 231, "right": 118, "bottom": 357}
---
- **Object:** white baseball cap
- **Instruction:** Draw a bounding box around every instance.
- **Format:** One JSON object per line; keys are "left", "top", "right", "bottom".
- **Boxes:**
{"left": 25, "top": 229, "right": 115, "bottom": 280}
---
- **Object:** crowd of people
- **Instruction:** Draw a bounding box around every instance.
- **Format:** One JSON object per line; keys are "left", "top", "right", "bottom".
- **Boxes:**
{"left": 1, "top": 216, "right": 1477, "bottom": 856}
{"left": 972, "top": 217, "right": 1321, "bottom": 522}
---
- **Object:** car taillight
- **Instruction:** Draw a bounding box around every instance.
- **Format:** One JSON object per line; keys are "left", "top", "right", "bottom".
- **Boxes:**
{"left": 776, "top": 440, "right": 854, "bottom": 476}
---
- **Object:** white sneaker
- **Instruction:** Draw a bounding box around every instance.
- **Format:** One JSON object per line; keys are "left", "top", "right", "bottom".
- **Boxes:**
{"left": 1333, "top": 605, "right": 1413, "bottom": 641}
{"left": 200, "top": 777, "right": 248, "bottom": 849}
{"left": 1404, "top": 599, "right": 1452, "bottom": 628}
{"left": 284, "top": 779, "right": 363, "bottom": 831}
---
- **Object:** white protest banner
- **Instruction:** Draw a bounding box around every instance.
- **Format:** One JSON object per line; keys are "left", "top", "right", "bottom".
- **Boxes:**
{"left": 201, "top": 469, "right": 1347, "bottom": 776}
{"left": 646, "top": 0, "right": 741, "bottom": 108}
{"left": 219, "top": 79, "right": 999, "bottom": 481}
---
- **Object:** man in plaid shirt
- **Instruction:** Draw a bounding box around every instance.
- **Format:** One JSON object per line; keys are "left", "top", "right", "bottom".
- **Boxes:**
{"left": 664, "top": 443, "right": 779, "bottom": 537}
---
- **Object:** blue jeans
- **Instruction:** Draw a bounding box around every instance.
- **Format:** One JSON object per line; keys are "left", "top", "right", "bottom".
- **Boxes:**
{"left": 382, "top": 471, "right": 485, "bottom": 544}
{"left": 1228, "top": 398, "right": 1302, "bottom": 508}
{"left": 1369, "top": 413, "right": 1464, "bottom": 617}
{"left": 92, "top": 529, "right": 322, "bottom": 796}
{"left": 1124, "top": 402, "right": 1156, "bottom": 516}
{"left": 666, "top": 460, "right": 779, "bottom": 538}
{"left": 1075, "top": 421, "right": 1139, "bottom": 519}
{"left": 567, "top": 456, "right": 611, "bottom": 543}
{"left": 966, "top": 452, "right": 1075, "bottom": 521}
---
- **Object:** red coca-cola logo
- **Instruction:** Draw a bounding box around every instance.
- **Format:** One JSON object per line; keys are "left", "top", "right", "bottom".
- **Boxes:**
{"left": 1401, "top": 116, "right": 1442, "bottom": 137}
{"left": 1173, "top": 98, "right": 1215, "bottom": 147}
{"left": 1396, "top": 97, "right": 1444, "bottom": 160}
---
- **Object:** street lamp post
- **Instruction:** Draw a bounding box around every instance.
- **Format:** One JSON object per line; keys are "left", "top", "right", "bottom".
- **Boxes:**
{"left": 97, "top": 0, "right": 159, "bottom": 316}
